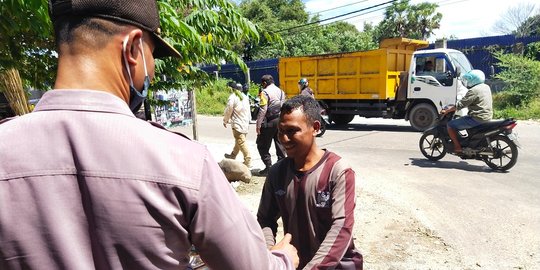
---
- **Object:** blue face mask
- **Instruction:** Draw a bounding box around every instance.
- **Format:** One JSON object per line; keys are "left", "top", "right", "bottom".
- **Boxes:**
{"left": 123, "top": 36, "right": 150, "bottom": 113}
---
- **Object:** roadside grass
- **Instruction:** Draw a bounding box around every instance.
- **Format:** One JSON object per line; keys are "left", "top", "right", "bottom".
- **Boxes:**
{"left": 494, "top": 94, "right": 540, "bottom": 120}
{"left": 195, "top": 79, "right": 261, "bottom": 116}
{"left": 195, "top": 80, "right": 230, "bottom": 115}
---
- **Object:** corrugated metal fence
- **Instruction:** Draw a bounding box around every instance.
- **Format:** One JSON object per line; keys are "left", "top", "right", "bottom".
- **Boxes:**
{"left": 201, "top": 35, "right": 540, "bottom": 86}
{"left": 426, "top": 34, "right": 540, "bottom": 79}
{"left": 200, "top": 58, "right": 279, "bottom": 86}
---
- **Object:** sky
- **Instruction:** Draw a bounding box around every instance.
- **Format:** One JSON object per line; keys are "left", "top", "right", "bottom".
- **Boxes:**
{"left": 303, "top": 0, "right": 537, "bottom": 41}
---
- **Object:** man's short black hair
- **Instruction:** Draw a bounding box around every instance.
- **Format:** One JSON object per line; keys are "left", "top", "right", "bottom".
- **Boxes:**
{"left": 280, "top": 95, "right": 321, "bottom": 125}
{"left": 261, "top": 75, "right": 274, "bottom": 85}
{"left": 227, "top": 81, "right": 237, "bottom": 89}
{"left": 53, "top": 16, "right": 129, "bottom": 51}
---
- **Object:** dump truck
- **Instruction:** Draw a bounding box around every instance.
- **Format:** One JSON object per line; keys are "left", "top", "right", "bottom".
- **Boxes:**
{"left": 278, "top": 38, "right": 472, "bottom": 131}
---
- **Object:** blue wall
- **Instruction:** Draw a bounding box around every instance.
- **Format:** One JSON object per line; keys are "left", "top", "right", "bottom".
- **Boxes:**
{"left": 426, "top": 35, "right": 540, "bottom": 78}
{"left": 200, "top": 58, "right": 279, "bottom": 86}
{"left": 201, "top": 34, "right": 540, "bottom": 83}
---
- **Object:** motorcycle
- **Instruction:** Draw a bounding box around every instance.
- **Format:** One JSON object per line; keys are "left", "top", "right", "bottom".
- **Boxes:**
{"left": 248, "top": 93, "right": 260, "bottom": 123}
{"left": 317, "top": 107, "right": 330, "bottom": 137}
{"left": 419, "top": 110, "right": 520, "bottom": 171}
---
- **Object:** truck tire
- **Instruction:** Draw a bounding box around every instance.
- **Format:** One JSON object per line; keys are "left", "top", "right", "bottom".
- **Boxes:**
{"left": 409, "top": 103, "right": 437, "bottom": 131}
{"left": 330, "top": 114, "right": 355, "bottom": 125}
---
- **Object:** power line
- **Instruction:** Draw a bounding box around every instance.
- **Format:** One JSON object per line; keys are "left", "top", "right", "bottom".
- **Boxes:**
{"left": 282, "top": 4, "right": 387, "bottom": 35}
{"left": 308, "top": 0, "right": 371, "bottom": 15}
{"left": 280, "top": 0, "right": 472, "bottom": 34}
{"left": 276, "top": 0, "right": 398, "bottom": 33}
{"left": 322, "top": 5, "right": 388, "bottom": 26}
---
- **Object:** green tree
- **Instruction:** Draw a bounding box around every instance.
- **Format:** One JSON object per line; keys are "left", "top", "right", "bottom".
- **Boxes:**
{"left": 494, "top": 50, "right": 540, "bottom": 105}
{"left": 0, "top": 0, "right": 267, "bottom": 116}
{"left": 0, "top": 0, "right": 53, "bottom": 115}
{"left": 375, "top": 0, "right": 441, "bottom": 41}
{"left": 516, "top": 14, "right": 540, "bottom": 37}
{"left": 239, "top": 0, "right": 376, "bottom": 59}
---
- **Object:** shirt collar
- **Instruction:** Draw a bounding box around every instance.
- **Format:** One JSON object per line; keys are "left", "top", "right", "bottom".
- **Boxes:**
{"left": 34, "top": 89, "right": 135, "bottom": 117}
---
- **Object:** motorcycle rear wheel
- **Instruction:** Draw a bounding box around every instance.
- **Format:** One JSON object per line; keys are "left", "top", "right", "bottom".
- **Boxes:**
{"left": 482, "top": 135, "right": 518, "bottom": 171}
{"left": 419, "top": 132, "right": 447, "bottom": 161}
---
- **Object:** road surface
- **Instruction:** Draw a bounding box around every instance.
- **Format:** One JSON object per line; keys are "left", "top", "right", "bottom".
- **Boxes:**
{"left": 173, "top": 116, "right": 540, "bottom": 270}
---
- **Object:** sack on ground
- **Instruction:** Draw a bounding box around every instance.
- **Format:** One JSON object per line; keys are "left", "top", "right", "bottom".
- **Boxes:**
{"left": 218, "top": 159, "right": 251, "bottom": 183}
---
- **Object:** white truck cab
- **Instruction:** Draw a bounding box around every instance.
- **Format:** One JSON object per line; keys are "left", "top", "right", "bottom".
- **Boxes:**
{"left": 406, "top": 49, "right": 472, "bottom": 130}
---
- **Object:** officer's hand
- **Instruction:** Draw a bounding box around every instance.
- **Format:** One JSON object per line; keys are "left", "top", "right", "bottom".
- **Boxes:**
{"left": 271, "top": 233, "right": 299, "bottom": 268}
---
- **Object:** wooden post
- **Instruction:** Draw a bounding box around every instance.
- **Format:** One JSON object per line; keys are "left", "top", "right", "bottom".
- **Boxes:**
{"left": 0, "top": 68, "right": 30, "bottom": 116}
{"left": 191, "top": 88, "right": 198, "bottom": 141}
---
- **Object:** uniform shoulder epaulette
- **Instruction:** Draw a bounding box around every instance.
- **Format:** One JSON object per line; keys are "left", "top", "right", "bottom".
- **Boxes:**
{"left": 147, "top": 121, "right": 191, "bottom": 140}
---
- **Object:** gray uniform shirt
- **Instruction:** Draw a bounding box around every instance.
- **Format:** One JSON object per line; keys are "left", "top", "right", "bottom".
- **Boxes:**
{"left": 256, "top": 84, "right": 285, "bottom": 129}
{"left": 0, "top": 90, "right": 293, "bottom": 270}
{"left": 456, "top": 83, "right": 493, "bottom": 122}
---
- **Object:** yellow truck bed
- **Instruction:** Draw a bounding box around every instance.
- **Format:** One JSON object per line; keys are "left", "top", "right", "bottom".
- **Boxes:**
{"left": 278, "top": 38, "right": 428, "bottom": 100}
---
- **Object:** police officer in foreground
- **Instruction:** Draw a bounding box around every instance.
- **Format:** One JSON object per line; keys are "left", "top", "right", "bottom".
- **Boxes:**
{"left": 0, "top": 1, "right": 298, "bottom": 269}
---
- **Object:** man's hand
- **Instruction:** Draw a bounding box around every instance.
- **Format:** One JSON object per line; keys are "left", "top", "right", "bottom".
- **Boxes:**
{"left": 440, "top": 105, "right": 456, "bottom": 115}
{"left": 223, "top": 123, "right": 227, "bottom": 128}
{"left": 271, "top": 233, "right": 299, "bottom": 268}
{"left": 256, "top": 126, "right": 261, "bottom": 135}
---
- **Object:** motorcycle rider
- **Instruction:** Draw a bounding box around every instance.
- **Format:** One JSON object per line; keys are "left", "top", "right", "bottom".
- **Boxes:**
{"left": 298, "top": 78, "right": 314, "bottom": 98}
{"left": 440, "top": 69, "right": 493, "bottom": 154}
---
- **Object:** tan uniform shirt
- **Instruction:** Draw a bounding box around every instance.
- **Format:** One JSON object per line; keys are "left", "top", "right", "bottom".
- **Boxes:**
{"left": 223, "top": 91, "right": 251, "bottom": 134}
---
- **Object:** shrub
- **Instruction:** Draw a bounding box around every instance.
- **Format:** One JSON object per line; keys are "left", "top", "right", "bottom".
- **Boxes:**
{"left": 494, "top": 51, "right": 540, "bottom": 105}
{"left": 195, "top": 79, "right": 262, "bottom": 115}
{"left": 196, "top": 79, "right": 231, "bottom": 115}
{"left": 494, "top": 96, "right": 540, "bottom": 120}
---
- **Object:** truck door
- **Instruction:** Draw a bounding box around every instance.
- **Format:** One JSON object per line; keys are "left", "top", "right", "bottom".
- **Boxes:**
{"left": 409, "top": 54, "right": 459, "bottom": 112}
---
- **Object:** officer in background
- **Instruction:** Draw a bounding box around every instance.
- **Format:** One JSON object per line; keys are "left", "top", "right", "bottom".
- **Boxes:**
{"left": 256, "top": 74, "right": 286, "bottom": 175}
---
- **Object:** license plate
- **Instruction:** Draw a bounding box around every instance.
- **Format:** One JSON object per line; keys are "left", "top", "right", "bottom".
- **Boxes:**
{"left": 507, "top": 132, "right": 521, "bottom": 147}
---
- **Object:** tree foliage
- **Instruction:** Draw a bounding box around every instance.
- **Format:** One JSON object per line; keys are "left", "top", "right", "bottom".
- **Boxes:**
{"left": 239, "top": 0, "right": 376, "bottom": 60}
{"left": 0, "top": 0, "right": 55, "bottom": 90}
{"left": 494, "top": 48, "right": 540, "bottom": 106}
{"left": 0, "top": 0, "right": 271, "bottom": 115}
{"left": 516, "top": 14, "right": 540, "bottom": 37}
{"left": 152, "top": 0, "right": 277, "bottom": 90}
{"left": 374, "top": 0, "right": 441, "bottom": 41}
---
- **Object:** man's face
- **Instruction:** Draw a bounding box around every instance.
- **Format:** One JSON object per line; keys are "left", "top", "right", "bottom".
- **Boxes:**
{"left": 278, "top": 108, "right": 318, "bottom": 158}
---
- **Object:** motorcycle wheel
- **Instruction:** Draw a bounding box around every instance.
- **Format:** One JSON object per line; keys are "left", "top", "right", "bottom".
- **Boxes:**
{"left": 419, "top": 132, "right": 447, "bottom": 161}
{"left": 316, "top": 116, "right": 326, "bottom": 137}
{"left": 482, "top": 135, "right": 518, "bottom": 171}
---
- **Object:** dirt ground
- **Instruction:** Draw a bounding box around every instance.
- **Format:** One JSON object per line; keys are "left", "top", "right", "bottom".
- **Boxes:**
{"left": 235, "top": 176, "right": 467, "bottom": 270}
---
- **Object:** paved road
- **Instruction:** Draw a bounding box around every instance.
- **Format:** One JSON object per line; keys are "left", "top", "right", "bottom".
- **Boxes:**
{"left": 174, "top": 115, "right": 540, "bottom": 269}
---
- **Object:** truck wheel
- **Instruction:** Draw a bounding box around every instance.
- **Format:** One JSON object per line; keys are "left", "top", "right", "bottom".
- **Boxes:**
{"left": 330, "top": 114, "right": 355, "bottom": 125}
{"left": 409, "top": 103, "right": 437, "bottom": 131}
